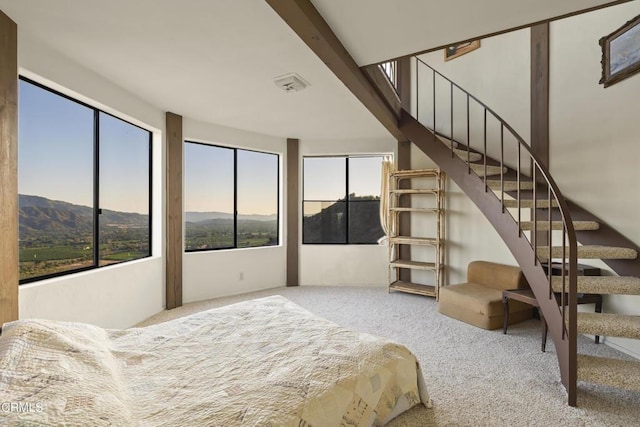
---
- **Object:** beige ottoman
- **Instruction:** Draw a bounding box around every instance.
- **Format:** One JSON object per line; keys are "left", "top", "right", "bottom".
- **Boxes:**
{"left": 438, "top": 261, "right": 533, "bottom": 330}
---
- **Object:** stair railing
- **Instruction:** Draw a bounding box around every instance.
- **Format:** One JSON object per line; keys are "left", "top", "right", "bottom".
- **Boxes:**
{"left": 380, "top": 60, "right": 398, "bottom": 91}
{"left": 382, "top": 58, "right": 579, "bottom": 405}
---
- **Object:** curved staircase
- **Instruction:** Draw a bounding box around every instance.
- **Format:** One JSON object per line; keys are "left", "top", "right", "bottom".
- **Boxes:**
{"left": 397, "top": 59, "right": 640, "bottom": 406}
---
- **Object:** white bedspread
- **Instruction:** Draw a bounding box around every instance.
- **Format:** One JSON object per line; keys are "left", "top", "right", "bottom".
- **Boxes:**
{"left": 0, "top": 296, "right": 428, "bottom": 426}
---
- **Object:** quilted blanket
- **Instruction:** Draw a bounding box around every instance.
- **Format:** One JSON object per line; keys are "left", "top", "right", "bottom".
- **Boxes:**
{"left": 0, "top": 295, "right": 428, "bottom": 426}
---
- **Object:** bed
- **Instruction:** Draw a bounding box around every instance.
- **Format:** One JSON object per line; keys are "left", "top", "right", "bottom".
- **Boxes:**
{"left": 0, "top": 295, "right": 428, "bottom": 426}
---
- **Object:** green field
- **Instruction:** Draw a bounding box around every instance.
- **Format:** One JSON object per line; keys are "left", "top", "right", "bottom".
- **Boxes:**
{"left": 19, "top": 230, "right": 149, "bottom": 280}
{"left": 19, "top": 220, "right": 277, "bottom": 280}
{"left": 185, "top": 219, "right": 277, "bottom": 251}
{"left": 20, "top": 245, "right": 92, "bottom": 262}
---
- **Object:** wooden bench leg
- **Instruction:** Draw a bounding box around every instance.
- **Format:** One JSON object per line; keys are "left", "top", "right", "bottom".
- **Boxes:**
{"left": 540, "top": 310, "right": 547, "bottom": 353}
{"left": 595, "top": 296, "right": 603, "bottom": 344}
{"left": 502, "top": 295, "right": 510, "bottom": 334}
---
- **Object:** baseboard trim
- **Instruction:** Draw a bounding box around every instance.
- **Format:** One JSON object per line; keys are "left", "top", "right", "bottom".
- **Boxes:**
{"left": 603, "top": 338, "right": 640, "bottom": 361}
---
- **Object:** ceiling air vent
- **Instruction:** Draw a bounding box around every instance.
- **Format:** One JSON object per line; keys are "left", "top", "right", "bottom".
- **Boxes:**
{"left": 273, "top": 73, "right": 310, "bottom": 93}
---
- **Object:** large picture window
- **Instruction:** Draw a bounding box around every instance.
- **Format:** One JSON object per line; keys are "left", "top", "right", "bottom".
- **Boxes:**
{"left": 184, "top": 142, "right": 279, "bottom": 251}
{"left": 303, "top": 155, "right": 385, "bottom": 244}
{"left": 18, "top": 78, "right": 152, "bottom": 283}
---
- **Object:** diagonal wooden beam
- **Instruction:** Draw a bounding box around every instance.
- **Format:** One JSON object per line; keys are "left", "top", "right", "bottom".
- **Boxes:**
{"left": 265, "top": 0, "right": 403, "bottom": 140}
{"left": 361, "top": 64, "right": 401, "bottom": 118}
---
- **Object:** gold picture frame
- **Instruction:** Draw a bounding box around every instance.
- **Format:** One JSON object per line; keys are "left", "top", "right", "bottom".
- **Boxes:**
{"left": 444, "top": 40, "right": 480, "bottom": 61}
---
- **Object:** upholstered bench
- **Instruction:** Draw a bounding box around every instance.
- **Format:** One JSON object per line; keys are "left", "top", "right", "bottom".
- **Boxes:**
{"left": 438, "top": 261, "right": 533, "bottom": 330}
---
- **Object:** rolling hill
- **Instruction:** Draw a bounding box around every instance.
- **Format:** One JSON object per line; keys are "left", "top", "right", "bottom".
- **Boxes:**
{"left": 19, "top": 194, "right": 148, "bottom": 239}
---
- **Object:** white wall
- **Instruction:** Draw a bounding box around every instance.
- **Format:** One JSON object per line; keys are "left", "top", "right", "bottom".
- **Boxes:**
{"left": 409, "top": 146, "right": 517, "bottom": 286}
{"left": 549, "top": 1, "right": 640, "bottom": 358}
{"left": 300, "top": 138, "right": 395, "bottom": 286}
{"left": 19, "top": 259, "right": 164, "bottom": 329}
{"left": 17, "top": 33, "right": 166, "bottom": 328}
{"left": 416, "top": 29, "right": 531, "bottom": 172}
{"left": 184, "top": 247, "right": 286, "bottom": 303}
{"left": 182, "top": 118, "right": 287, "bottom": 302}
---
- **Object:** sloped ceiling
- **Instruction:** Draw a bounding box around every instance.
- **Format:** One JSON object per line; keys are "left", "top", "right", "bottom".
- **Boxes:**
{"left": 311, "top": 0, "right": 628, "bottom": 65}
{"left": 0, "top": 0, "right": 626, "bottom": 139}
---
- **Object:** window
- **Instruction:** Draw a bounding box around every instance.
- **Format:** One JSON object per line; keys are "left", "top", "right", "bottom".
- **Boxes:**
{"left": 184, "top": 142, "right": 279, "bottom": 251}
{"left": 303, "top": 156, "right": 385, "bottom": 244}
{"left": 18, "top": 78, "right": 152, "bottom": 283}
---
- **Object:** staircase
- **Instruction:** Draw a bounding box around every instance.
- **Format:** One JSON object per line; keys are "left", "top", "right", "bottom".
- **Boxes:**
{"left": 393, "top": 59, "right": 640, "bottom": 406}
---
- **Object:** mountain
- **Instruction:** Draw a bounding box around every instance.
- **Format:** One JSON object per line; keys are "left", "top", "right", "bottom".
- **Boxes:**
{"left": 18, "top": 195, "right": 276, "bottom": 239}
{"left": 185, "top": 211, "right": 277, "bottom": 223}
{"left": 19, "top": 194, "right": 148, "bottom": 238}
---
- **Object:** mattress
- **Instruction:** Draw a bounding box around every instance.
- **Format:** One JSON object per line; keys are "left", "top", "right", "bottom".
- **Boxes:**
{"left": 0, "top": 295, "right": 428, "bottom": 426}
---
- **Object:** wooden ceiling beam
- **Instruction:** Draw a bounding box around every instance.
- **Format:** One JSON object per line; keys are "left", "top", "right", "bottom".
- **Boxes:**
{"left": 265, "top": 0, "right": 403, "bottom": 140}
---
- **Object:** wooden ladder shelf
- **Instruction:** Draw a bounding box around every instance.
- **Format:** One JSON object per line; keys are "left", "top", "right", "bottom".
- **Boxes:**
{"left": 388, "top": 168, "right": 446, "bottom": 298}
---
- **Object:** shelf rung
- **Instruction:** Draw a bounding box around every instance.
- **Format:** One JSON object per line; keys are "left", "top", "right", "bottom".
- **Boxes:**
{"left": 391, "top": 207, "right": 440, "bottom": 213}
{"left": 390, "top": 259, "right": 439, "bottom": 271}
{"left": 389, "top": 236, "right": 440, "bottom": 246}
{"left": 390, "top": 189, "right": 440, "bottom": 195}
{"left": 389, "top": 281, "right": 436, "bottom": 297}
{"left": 391, "top": 169, "right": 440, "bottom": 178}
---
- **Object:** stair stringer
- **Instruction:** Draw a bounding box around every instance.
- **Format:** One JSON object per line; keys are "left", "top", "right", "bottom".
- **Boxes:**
{"left": 399, "top": 109, "right": 578, "bottom": 404}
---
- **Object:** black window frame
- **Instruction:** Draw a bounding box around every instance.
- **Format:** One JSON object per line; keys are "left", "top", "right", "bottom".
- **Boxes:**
{"left": 302, "top": 155, "right": 385, "bottom": 245}
{"left": 18, "top": 76, "right": 153, "bottom": 285}
{"left": 184, "top": 141, "right": 280, "bottom": 252}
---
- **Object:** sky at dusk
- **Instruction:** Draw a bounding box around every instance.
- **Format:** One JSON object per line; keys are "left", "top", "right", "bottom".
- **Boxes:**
{"left": 303, "top": 156, "right": 383, "bottom": 201}
{"left": 18, "top": 80, "right": 150, "bottom": 214}
{"left": 18, "top": 79, "right": 383, "bottom": 219}
{"left": 184, "top": 143, "right": 234, "bottom": 214}
{"left": 184, "top": 143, "right": 278, "bottom": 215}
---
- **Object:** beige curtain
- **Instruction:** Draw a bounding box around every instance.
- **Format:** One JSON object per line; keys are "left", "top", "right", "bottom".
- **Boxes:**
{"left": 379, "top": 155, "right": 395, "bottom": 244}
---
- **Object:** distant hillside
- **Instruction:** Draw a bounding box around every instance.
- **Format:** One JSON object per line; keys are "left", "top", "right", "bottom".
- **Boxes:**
{"left": 185, "top": 211, "right": 277, "bottom": 223}
{"left": 184, "top": 215, "right": 277, "bottom": 250}
{"left": 18, "top": 195, "right": 277, "bottom": 241}
{"left": 19, "top": 194, "right": 148, "bottom": 239}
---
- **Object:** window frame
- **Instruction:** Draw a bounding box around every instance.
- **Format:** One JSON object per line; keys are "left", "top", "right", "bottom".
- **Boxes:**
{"left": 18, "top": 76, "right": 153, "bottom": 285}
{"left": 184, "top": 141, "right": 280, "bottom": 252}
{"left": 302, "top": 154, "right": 386, "bottom": 245}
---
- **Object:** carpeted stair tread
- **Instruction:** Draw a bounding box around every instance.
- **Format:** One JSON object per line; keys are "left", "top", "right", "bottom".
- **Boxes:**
{"left": 576, "top": 312, "right": 640, "bottom": 339}
{"left": 552, "top": 275, "right": 640, "bottom": 295}
{"left": 439, "top": 138, "right": 460, "bottom": 149}
{"left": 503, "top": 199, "right": 559, "bottom": 208}
{"left": 551, "top": 276, "right": 640, "bottom": 295}
{"left": 435, "top": 135, "right": 483, "bottom": 162}
{"left": 453, "top": 148, "right": 483, "bottom": 162}
{"left": 537, "top": 245, "right": 638, "bottom": 261}
{"left": 488, "top": 180, "right": 534, "bottom": 191}
{"left": 578, "top": 354, "right": 640, "bottom": 391}
{"left": 469, "top": 163, "right": 507, "bottom": 177}
{"left": 520, "top": 221, "right": 599, "bottom": 231}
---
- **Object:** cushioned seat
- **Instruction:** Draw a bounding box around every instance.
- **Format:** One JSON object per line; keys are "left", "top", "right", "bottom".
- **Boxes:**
{"left": 438, "top": 261, "right": 533, "bottom": 330}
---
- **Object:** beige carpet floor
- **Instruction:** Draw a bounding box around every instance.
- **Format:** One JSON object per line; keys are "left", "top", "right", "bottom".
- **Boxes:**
{"left": 138, "top": 286, "right": 640, "bottom": 426}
